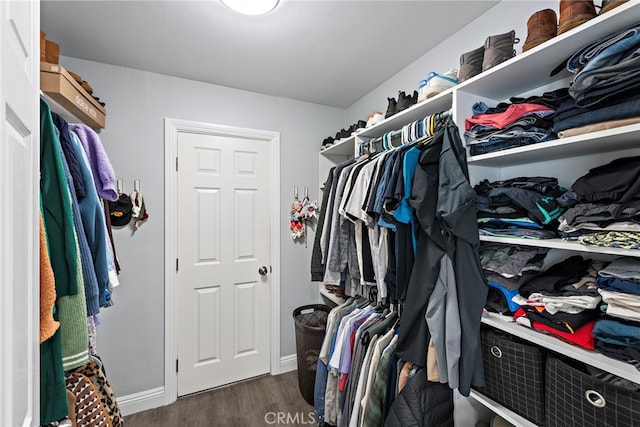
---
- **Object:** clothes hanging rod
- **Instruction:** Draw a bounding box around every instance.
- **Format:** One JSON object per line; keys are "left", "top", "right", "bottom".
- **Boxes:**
{"left": 361, "top": 108, "right": 452, "bottom": 147}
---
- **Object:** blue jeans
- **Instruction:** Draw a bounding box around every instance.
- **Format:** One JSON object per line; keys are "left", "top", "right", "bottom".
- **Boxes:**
{"left": 593, "top": 318, "right": 640, "bottom": 349}
{"left": 596, "top": 276, "right": 640, "bottom": 296}
{"left": 570, "top": 51, "right": 640, "bottom": 107}
{"left": 569, "top": 24, "right": 640, "bottom": 76}
{"left": 469, "top": 130, "right": 555, "bottom": 155}
{"left": 314, "top": 359, "right": 328, "bottom": 425}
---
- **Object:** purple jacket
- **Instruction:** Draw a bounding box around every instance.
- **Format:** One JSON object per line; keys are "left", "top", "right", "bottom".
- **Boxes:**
{"left": 68, "top": 123, "right": 118, "bottom": 201}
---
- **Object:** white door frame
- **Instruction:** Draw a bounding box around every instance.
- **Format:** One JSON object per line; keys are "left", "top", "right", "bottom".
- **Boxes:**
{"left": 164, "top": 118, "right": 281, "bottom": 404}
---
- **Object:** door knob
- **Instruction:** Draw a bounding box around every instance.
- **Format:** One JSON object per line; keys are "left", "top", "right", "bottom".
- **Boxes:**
{"left": 258, "top": 266, "right": 268, "bottom": 276}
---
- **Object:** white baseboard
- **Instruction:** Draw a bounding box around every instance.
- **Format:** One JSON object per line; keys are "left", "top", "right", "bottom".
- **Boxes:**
{"left": 117, "top": 386, "right": 166, "bottom": 417}
{"left": 119, "top": 355, "right": 296, "bottom": 416}
{"left": 279, "top": 354, "right": 297, "bottom": 373}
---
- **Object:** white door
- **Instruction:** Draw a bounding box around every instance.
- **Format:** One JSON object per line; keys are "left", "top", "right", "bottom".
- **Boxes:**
{"left": 175, "top": 125, "right": 272, "bottom": 396}
{"left": 0, "top": 0, "right": 40, "bottom": 425}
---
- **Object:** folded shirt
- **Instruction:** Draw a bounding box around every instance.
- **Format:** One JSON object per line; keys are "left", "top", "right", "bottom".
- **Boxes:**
{"left": 514, "top": 307, "right": 596, "bottom": 350}
{"left": 513, "top": 292, "right": 601, "bottom": 315}
{"left": 599, "top": 289, "right": 640, "bottom": 323}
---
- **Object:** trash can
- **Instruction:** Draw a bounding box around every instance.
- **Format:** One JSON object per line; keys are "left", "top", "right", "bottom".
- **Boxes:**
{"left": 293, "top": 304, "right": 331, "bottom": 405}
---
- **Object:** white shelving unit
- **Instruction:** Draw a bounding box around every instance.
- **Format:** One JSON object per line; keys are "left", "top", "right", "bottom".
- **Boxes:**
{"left": 467, "top": 123, "right": 640, "bottom": 167}
{"left": 460, "top": 2, "right": 640, "bottom": 423}
{"left": 469, "top": 390, "right": 537, "bottom": 427}
{"left": 319, "top": 286, "right": 347, "bottom": 307}
{"left": 318, "top": 136, "right": 353, "bottom": 308}
{"left": 479, "top": 235, "right": 640, "bottom": 258}
{"left": 317, "top": 1, "right": 640, "bottom": 422}
{"left": 320, "top": 135, "right": 356, "bottom": 156}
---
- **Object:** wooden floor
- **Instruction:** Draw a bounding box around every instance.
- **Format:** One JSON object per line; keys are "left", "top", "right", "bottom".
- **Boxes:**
{"left": 124, "top": 370, "right": 314, "bottom": 427}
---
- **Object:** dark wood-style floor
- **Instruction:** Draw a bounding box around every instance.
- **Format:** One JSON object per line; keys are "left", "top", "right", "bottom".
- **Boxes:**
{"left": 124, "top": 371, "right": 315, "bottom": 427}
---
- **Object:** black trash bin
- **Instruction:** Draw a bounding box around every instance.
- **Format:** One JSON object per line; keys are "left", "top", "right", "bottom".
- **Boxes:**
{"left": 293, "top": 304, "right": 331, "bottom": 405}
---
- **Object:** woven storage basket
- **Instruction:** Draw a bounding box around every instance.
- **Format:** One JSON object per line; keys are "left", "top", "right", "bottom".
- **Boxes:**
{"left": 546, "top": 355, "right": 640, "bottom": 427}
{"left": 473, "top": 326, "right": 546, "bottom": 425}
{"left": 293, "top": 304, "right": 331, "bottom": 406}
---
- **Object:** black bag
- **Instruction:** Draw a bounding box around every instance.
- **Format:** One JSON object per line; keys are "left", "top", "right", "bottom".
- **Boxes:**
{"left": 109, "top": 193, "right": 133, "bottom": 226}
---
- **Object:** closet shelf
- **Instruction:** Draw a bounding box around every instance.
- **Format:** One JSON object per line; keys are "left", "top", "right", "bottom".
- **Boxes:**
{"left": 468, "top": 390, "right": 538, "bottom": 427}
{"left": 479, "top": 235, "right": 640, "bottom": 258}
{"left": 455, "top": 1, "right": 640, "bottom": 99}
{"left": 319, "top": 285, "right": 346, "bottom": 307}
{"left": 320, "top": 135, "right": 356, "bottom": 156}
{"left": 40, "top": 62, "right": 106, "bottom": 129}
{"left": 358, "top": 90, "right": 453, "bottom": 138}
{"left": 467, "top": 123, "right": 640, "bottom": 167}
{"left": 320, "top": 77, "right": 454, "bottom": 159}
{"left": 481, "top": 312, "right": 640, "bottom": 384}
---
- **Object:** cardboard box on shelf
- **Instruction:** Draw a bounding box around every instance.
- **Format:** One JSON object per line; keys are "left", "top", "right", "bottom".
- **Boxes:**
{"left": 40, "top": 62, "right": 106, "bottom": 129}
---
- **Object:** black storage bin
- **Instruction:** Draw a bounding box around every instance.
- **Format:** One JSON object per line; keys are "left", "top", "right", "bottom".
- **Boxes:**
{"left": 473, "top": 326, "right": 546, "bottom": 425}
{"left": 546, "top": 355, "right": 640, "bottom": 427}
{"left": 293, "top": 304, "right": 331, "bottom": 406}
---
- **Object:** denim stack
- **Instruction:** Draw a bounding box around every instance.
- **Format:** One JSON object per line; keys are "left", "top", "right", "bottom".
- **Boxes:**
{"left": 464, "top": 88, "right": 569, "bottom": 156}
{"left": 553, "top": 21, "right": 640, "bottom": 136}
{"left": 474, "top": 176, "right": 567, "bottom": 239}
{"left": 594, "top": 257, "right": 640, "bottom": 369}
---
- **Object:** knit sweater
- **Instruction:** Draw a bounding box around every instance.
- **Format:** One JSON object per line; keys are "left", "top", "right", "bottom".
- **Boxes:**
{"left": 39, "top": 212, "right": 60, "bottom": 343}
{"left": 58, "top": 266, "right": 90, "bottom": 370}
{"left": 68, "top": 123, "right": 118, "bottom": 202}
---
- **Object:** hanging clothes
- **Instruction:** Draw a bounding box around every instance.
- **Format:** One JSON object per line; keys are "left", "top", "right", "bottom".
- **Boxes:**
{"left": 395, "top": 117, "right": 487, "bottom": 397}
{"left": 39, "top": 97, "right": 122, "bottom": 427}
{"left": 68, "top": 128, "right": 113, "bottom": 308}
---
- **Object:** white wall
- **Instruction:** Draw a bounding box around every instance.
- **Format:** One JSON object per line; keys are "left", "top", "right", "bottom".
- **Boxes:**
{"left": 60, "top": 56, "right": 344, "bottom": 398}
{"left": 345, "top": 0, "right": 557, "bottom": 124}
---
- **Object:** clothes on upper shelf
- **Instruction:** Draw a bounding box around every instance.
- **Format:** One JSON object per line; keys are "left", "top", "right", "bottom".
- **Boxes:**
{"left": 40, "top": 98, "right": 122, "bottom": 425}
{"left": 463, "top": 88, "right": 570, "bottom": 156}
{"left": 557, "top": 157, "right": 640, "bottom": 251}
{"left": 553, "top": 20, "right": 640, "bottom": 134}
{"left": 474, "top": 176, "right": 567, "bottom": 239}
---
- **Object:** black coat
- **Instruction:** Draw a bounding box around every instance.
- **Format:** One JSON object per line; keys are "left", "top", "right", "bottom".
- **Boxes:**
{"left": 384, "top": 368, "right": 454, "bottom": 427}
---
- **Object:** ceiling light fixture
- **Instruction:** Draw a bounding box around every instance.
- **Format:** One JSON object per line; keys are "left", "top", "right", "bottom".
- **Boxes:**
{"left": 220, "top": 0, "right": 279, "bottom": 15}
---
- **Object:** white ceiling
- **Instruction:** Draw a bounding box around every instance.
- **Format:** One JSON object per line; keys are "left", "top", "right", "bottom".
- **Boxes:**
{"left": 40, "top": 0, "right": 500, "bottom": 108}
